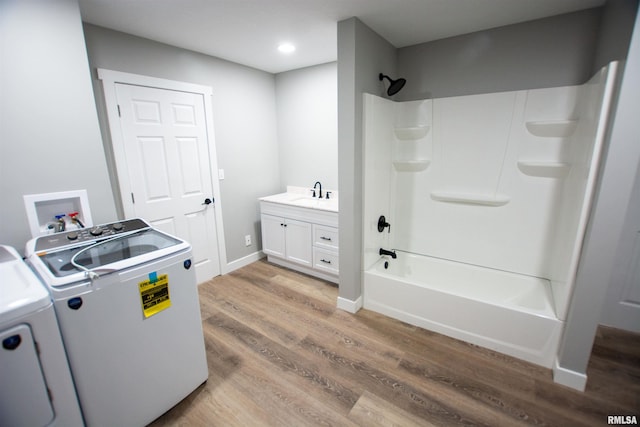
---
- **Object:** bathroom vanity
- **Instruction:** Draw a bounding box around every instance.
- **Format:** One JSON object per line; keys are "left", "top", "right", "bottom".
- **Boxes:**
{"left": 259, "top": 188, "right": 338, "bottom": 283}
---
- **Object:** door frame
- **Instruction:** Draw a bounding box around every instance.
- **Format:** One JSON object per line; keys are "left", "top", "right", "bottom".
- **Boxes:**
{"left": 98, "top": 68, "right": 228, "bottom": 274}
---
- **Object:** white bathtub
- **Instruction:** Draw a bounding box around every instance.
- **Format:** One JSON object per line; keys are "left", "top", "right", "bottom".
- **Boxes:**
{"left": 363, "top": 252, "right": 563, "bottom": 367}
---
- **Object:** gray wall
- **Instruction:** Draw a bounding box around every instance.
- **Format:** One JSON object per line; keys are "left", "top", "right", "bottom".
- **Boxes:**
{"left": 275, "top": 62, "right": 338, "bottom": 191}
{"left": 82, "top": 24, "right": 281, "bottom": 264}
{"left": 396, "top": 8, "right": 602, "bottom": 100}
{"left": 593, "top": 0, "right": 640, "bottom": 72}
{"left": 337, "top": 18, "right": 397, "bottom": 302}
{"left": 0, "top": 0, "right": 117, "bottom": 251}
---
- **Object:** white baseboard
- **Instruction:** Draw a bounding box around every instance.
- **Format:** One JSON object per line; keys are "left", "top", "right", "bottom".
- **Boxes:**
{"left": 225, "top": 251, "right": 265, "bottom": 274}
{"left": 337, "top": 296, "right": 363, "bottom": 313}
{"left": 553, "top": 358, "right": 587, "bottom": 391}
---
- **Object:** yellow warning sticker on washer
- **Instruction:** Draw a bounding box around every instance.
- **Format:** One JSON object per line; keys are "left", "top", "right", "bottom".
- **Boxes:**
{"left": 139, "top": 274, "right": 171, "bottom": 318}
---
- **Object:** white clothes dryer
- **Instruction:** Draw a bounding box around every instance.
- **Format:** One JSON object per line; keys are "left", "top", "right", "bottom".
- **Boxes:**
{"left": 0, "top": 245, "right": 84, "bottom": 427}
{"left": 25, "top": 218, "right": 208, "bottom": 427}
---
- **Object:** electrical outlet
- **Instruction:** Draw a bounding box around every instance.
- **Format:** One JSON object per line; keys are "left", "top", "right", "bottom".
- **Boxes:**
{"left": 245, "top": 235, "right": 252, "bottom": 246}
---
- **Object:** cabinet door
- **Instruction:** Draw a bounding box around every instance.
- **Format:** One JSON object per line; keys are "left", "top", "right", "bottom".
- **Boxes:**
{"left": 261, "top": 214, "right": 286, "bottom": 258}
{"left": 284, "top": 218, "right": 312, "bottom": 267}
{"left": 0, "top": 325, "right": 54, "bottom": 427}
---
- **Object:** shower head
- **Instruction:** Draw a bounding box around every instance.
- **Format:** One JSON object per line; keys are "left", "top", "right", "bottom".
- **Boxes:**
{"left": 379, "top": 73, "right": 406, "bottom": 96}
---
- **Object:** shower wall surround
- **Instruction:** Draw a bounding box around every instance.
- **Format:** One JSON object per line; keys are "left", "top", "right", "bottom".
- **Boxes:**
{"left": 363, "top": 62, "right": 619, "bottom": 359}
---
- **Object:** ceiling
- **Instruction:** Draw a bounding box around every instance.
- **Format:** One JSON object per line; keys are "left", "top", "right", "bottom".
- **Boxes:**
{"left": 79, "top": 0, "right": 605, "bottom": 74}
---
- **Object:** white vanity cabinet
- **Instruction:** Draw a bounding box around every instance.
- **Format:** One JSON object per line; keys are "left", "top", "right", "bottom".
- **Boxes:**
{"left": 260, "top": 214, "right": 312, "bottom": 267}
{"left": 260, "top": 199, "right": 338, "bottom": 283}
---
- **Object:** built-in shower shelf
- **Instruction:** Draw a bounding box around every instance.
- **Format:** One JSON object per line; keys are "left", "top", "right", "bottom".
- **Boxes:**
{"left": 525, "top": 120, "right": 578, "bottom": 138}
{"left": 394, "top": 125, "right": 430, "bottom": 140}
{"left": 393, "top": 160, "right": 431, "bottom": 172}
{"left": 430, "top": 191, "right": 509, "bottom": 207}
{"left": 517, "top": 161, "right": 571, "bottom": 178}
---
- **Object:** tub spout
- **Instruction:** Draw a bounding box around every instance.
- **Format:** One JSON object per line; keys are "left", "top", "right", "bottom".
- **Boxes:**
{"left": 379, "top": 248, "right": 397, "bottom": 259}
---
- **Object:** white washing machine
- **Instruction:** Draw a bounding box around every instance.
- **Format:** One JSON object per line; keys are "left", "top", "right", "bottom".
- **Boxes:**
{"left": 0, "top": 245, "right": 84, "bottom": 426}
{"left": 25, "top": 218, "right": 208, "bottom": 426}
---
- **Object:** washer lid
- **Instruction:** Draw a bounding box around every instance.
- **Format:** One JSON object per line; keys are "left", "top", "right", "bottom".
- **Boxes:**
{"left": 32, "top": 228, "right": 188, "bottom": 288}
{"left": 0, "top": 246, "right": 50, "bottom": 321}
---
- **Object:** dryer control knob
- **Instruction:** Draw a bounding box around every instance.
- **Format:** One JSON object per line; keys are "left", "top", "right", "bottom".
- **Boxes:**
{"left": 112, "top": 222, "right": 124, "bottom": 231}
{"left": 90, "top": 227, "right": 103, "bottom": 236}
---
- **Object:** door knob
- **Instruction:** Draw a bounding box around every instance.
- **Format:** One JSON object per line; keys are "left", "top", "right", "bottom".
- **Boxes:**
{"left": 202, "top": 197, "right": 213, "bottom": 205}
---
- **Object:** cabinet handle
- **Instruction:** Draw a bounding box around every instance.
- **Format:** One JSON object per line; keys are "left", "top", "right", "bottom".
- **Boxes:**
{"left": 320, "top": 259, "right": 332, "bottom": 264}
{"left": 320, "top": 236, "right": 332, "bottom": 241}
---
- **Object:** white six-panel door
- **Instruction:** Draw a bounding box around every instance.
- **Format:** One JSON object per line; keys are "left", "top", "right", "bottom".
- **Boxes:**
{"left": 113, "top": 83, "right": 221, "bottom": 282}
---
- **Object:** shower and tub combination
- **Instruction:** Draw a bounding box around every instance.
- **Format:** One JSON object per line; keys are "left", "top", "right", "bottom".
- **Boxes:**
{"left": 362, "top": 62, "right": 620, "bottom": 368}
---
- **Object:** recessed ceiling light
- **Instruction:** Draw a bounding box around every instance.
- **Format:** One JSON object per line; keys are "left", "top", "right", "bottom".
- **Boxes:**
{"left": 278, "top": 43, "right": 296, "bottom": 54}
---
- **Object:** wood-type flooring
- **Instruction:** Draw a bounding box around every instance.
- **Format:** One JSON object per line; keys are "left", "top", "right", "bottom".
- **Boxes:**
{"left": 151, "top": 259, "right": 639, "bottom": 426}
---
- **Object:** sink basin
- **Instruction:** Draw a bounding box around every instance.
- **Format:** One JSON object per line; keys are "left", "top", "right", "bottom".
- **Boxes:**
{"left": 288, "top": 196, "right": 311, "bottom": 202}
{"left": 289, "top": 196, "right": 336, "bottom": 208}
{"left": 293, "top": 198, "right": 323, "bottom": 207}
{"left": 260, "top": 192, "right": 338, "bottom": 212}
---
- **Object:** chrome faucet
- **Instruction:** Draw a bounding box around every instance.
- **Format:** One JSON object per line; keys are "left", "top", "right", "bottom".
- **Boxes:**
{"left": 313, "top": 181, "right": 322, "bottom": 199}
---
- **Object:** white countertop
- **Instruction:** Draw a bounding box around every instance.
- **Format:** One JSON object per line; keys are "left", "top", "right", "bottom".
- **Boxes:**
{"left": 259, "top": 186, "right": 338, "bottom": 213}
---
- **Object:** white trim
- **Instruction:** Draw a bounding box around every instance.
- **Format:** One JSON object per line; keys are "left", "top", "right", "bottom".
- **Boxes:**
{"left": 225, "top": 251, "right": 266, "bottom": 274}
{"left": 97, "top": 69, "right": 213, "bottom": 97}
{"left": 337, "top": 296, "right": 363, "bottom": 313}
{"left": 553, "top": 358, "right": 587, "bottom": 391}
{"left": 97, "top": 68, "right": 228, "bottom": 276}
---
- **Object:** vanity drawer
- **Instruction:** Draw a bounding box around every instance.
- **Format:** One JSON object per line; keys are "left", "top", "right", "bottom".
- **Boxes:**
{"left": 313, "top": 247, "right": 339, "bottom": 275}
{"left": 313, "top": 224, "right": 339, "bottom": 250}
